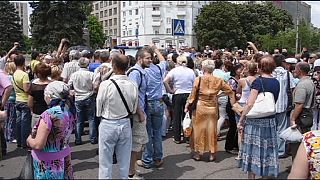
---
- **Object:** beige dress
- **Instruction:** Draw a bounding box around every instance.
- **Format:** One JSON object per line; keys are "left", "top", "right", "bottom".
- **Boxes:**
{"left": 188, "top": 75, "right": 233, "bottom": 153}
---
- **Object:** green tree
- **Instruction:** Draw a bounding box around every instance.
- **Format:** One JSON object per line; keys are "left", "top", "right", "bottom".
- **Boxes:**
{"left": 0, "top": 1, "right": 23, "bottom": 51}
{"left": 87, "top": 15, "right": 105, "bottom": 49}
{"left": 29, "top": 1, "right": 88, "bottom": 52}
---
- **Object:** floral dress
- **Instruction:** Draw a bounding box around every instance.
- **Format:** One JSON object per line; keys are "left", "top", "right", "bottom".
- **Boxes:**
{"left": 31, "top": 105, "right": 75, "bottom": 179}
{"left": 303, "top": 130, "right": 320, "bottom": 179}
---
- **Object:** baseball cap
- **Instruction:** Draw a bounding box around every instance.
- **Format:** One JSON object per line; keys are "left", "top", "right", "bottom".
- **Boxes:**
{"left": 314, "top": 59, "right": 320, "bottom": 69}
{"left": 78, "top": 57, "right": 90, "bottom": 68}
{"left": 284, "top": 58, "right": 298, "bottom": 64}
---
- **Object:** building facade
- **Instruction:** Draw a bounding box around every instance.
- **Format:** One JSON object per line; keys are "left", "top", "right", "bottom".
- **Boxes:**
{"left": 91, "top": 1, "right": 121, "bottom": 47}
{"left": 12, "top": 2, "right": 28, "bottom": 36}
{"left": 120, "top": 1, "right": 210, "bottom": 49}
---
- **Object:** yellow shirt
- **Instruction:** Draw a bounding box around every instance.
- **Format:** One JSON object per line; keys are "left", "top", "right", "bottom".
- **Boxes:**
{"left": 30, "top": 60, "right": 40, "bottom": 72}
{"left": 13, "top": 70, "right": 29, "bottom": 102}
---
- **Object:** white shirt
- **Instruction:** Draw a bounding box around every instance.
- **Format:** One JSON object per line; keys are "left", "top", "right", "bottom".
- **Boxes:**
{"left": 93, "top": 62, "right": 112, "bottom": 83}
{"left": 68, "top": 68, "right": 94, "bottom": 101}
{"left": 166, "top": 66, "right": 195, "bottom": 94}
{"left": 96, "top": 75, "right": 138, "bottom": 120}
{"left": 61, "top": 60, "right": 80, "bottom": 81}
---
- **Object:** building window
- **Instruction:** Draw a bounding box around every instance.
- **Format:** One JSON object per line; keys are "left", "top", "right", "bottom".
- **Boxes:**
{"left": 154, "top": 30, "right": 159, "bottom": 34}
{"left": 109, "top": 29, "right": 113, "bottom": 36}
{"left": 129, "top": 30, "right": 132, "bottom": 36}
{"left": 104, "top": 10, "right": 108, "bottom": 17}
{"left": 129, "top": 1, "right": 132, "bottom": 6}
{"left": 123, "top": 2, "right": 125, "bottom": 7}
{"left": 100, "top": 11, "right": 103, "bottom": 18}
{"left": 166, "top": 17, "right": 171, "bottom": 24}
{"left": 114, "top": 18, "right": 117, "bottom": 25}
{"left": 129, "top": 10, "right": 132, "bottom": 15}
{"left": 123, "top": 31, "right": 126, "bottom": 36}
{"left": 104, "top": 1, "right": 108, "bottom": 7}
{"left": 113, "top": 1, "right": 117, "bottom": 5}
{"left": 105, "top": 20, "right": 108, "bottom": 27}
{"left": 123, "top": 11, "right": 126, "bottom": 17}
{"left": 109, "top": 1, "right": 112, "bottom": 6}
{"left": 113, "top": 8, "right": 117, "bottom": 15}
{"left": 100, "top": 2, "right": 103, "bottom": 8}
{"left": 114, "top": 29, "right": 117, "bottom": 36}
{"left": 109, "top": 9, "right": 112, "bottom": 16}
{"left": 166, "top": 28, "right": 171, "bottom": 34}
{"left": 95, "top": 3, "right": 98, "bottom": 10}
{"left": 153, "top": 7, "right": 160, "bottom": 11}
{"left": 105, "top": 30, "right": 108, "bottom": 35}
{"left": 135, "top": 9, "right": 138, "bottom": 15}
{"left": 109, "top": 19, "right": 112, "bottom": 26}
{"left": 95, "top": 13, "right": 99, "bottom": 18}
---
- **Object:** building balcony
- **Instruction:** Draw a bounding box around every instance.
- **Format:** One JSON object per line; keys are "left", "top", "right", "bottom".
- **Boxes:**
{"left": 152, "top": 21, "right": 161, "bottom": 27}
{"left": 152, "top": 1, "right": 161, "bottom": 6}
{"left": 151, "top": 10, "right": 161, "bottom": 16}
{"left": 177, "top": 11, "right": 186, "bottom": 16}
{"left": 177, "top": 1, "right": 187, "bottom": 6}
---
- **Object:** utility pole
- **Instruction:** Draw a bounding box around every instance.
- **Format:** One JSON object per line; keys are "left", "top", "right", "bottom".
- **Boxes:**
{"left": 295, "top": 1, "right": 299, "bottom": 55}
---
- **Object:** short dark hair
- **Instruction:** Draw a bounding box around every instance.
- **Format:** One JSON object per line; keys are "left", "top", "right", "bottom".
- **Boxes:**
{"left": 14, "top": 55, "right": 25, "bottom": 67}
{"left": 135, "top": 48, "right": 151, "bottom": 61}
{"left": 94, "top": 51, "right": 100, "bottom": 59}
{"left": 34, "top": 63, "right": 51, "bottom": 79}
{"left": 186, "top": 56, "right": 194, "bottom": 69}
{"left": 31, "top": 51, "right": 39, "bottom": 60}
{"left": 297, "top": 62, "right": 310, "bottom": 74}
{"left": 214, "top": 59, "right": 224, "bottom": 69}
{"left": 99, "top": 52, "right": 110, "bottom": 63}
{"left": 127, "top": 55, "right": 136, "bottom": 68}
{"left": 258, "top": 55, "right": 276, "bottom": 74}
{"left": 273, "top": 54, "right": 285, "bottom": 67}
{"left": 172, "top": 53, "right": 179, "bottom": 63}
{"left": 113, "top": 54, "right": 129, "bottom": 71}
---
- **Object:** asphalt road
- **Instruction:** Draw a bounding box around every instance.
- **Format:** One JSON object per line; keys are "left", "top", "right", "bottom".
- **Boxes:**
{"left": 0, "top": 128, "right": 292, "bottom": 179}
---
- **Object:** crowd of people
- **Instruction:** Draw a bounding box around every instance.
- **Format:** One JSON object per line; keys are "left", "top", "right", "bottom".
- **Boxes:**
{"left": 0, "top": 38, "right": 320, "bottom": 179}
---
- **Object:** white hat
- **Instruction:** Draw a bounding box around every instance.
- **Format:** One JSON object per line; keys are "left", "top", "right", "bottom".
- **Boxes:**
{"left": 314, "top": 59, "right": 320, "bottom": 68}
{"left": 284, "top": 58, "right": 298, "bottom": 64}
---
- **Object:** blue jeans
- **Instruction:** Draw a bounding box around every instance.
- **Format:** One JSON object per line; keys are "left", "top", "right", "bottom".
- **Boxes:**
{"left": 75, "top": 96, "right": 97, "bottom": 143}
{"left": 99, "top": 118, "right": 132, "bottom": 179}
{"left": 15, "top": 102, "right": 32, "bottom": 148}
{"left": 142, "top": 100, "right": 164, "bottom": 166}
{"left": 275, "top": 112, "right": 289, "bottom": 156}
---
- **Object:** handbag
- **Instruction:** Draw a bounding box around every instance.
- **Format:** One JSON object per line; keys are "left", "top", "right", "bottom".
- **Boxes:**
{"left": 182, "top": 112, "right": 192, "bottom": 137}
{"left": 19, "top": 152, "right": 34, "bottom": 179}
{"left": 188, "top": 77, "right": 201, "bottom": 111}
{"left": 246, "top": 77, "right": 276, "bottom": 119}
{"left": 279, "top": 127, "right": 303, "bottom": 142}
{"left": 297, "top": 87, "right": 316, "bottom": 129}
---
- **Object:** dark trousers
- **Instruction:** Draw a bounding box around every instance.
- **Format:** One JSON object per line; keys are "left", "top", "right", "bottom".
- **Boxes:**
{"left": 225, "top": 103, "right": 238, "bottom": 151}
{"left": 172, "top": 93, "right": 189, "bottom": 142}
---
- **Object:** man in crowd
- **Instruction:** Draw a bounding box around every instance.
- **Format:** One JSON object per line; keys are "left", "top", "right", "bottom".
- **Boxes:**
{"left": 61, "top": 50, "right": 81, "bottom": 83}
{"left": 97, "top": 54, "right": 138, "bottom": 179}
{"left": 89, "top": 51, "right": 101, "bottom": 72}
{"left": 68, "top": 57, "right": 97, "bottom": 145}
{"left": 0, "top": 42, "right": 19, "bottom": 70}
{"left": 127, "top": 47, "right": 151, "bottom": 178}
{"left": 137, "top": 44, "right": 166, "bottom": 169}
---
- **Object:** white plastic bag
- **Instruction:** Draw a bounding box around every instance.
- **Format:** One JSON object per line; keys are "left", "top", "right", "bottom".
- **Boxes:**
{"left": 182, "top": 113, "right": 192, "bottom": 130}
{"left": 279, "top": 127, "right": 303, "bottom": 142}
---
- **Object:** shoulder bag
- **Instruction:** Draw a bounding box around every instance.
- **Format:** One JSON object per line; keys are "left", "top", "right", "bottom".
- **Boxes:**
{"left": 297, "top": 86, "right": 315, "bottom": 129}
{"left": 246, "top": 77, "right": 276, "bottom": 119}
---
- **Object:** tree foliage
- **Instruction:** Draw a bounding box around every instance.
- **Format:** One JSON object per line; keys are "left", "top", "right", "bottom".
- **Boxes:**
{"left": 194, "top": 2, "right": 293, "bottom": 49}
{"left": 29, "top": 1, "right": 89, "bottom": 52}
{"left": 87, "top": 15, "right": 105, "bottom": 49}
{"left": 0, "top": 1, "right": 23, "bottom": 51}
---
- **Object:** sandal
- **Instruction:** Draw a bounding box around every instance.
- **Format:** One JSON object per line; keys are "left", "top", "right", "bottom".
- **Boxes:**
{"left": 192, "top": 153, "right": 201, "bottom": 161}
{"left": 209, "top": 154, "right": 216, "bottom": 162}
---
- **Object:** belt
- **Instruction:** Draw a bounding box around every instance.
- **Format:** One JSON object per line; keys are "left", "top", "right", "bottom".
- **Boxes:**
{"left": 147, "top": 98, "right": 163, "bottom": 102}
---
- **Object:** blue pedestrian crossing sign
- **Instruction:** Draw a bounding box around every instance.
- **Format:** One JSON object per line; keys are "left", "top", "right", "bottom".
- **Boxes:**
{"left": 172, "top": 19, "right": 185, "bottom": 36}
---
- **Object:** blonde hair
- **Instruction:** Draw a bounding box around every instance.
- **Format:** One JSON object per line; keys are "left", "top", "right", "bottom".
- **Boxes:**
{"left": 176, "top": 55, "right": 187, "bottom": 65}
{"left": 50, "top": 65, "right": 62, "bottom": 81}
{"left": 5, "top": 62, "right": 16, "bottom": 75}
{"left": 201, "top": 60, "right": 215, "bottom": 73}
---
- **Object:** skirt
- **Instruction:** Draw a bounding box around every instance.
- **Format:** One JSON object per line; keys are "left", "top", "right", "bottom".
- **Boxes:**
{"left": 4, "top": 102, "right": 16, "bottom": 142}
{"left": 238, "top": 117, "right": 279, "bottom": 177}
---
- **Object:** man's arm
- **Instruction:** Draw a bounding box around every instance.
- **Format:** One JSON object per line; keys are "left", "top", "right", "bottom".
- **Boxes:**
{"left": 290, "top": 103, "right": 304, "bottom": 126}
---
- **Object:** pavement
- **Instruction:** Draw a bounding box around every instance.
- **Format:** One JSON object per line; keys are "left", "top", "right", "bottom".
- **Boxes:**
{"left": 0, "top": 128, "right": 292, "bottom": 179}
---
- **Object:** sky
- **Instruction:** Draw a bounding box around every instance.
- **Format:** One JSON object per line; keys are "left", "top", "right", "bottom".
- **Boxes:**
{"left": 21, "top": 1, "right": 320, "bottom": 30}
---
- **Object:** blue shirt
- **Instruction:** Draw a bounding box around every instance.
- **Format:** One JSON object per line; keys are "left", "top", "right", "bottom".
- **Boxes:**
{"left": 251, "top": 77, "right": 280, "bottom": 102}
{"left": 128, "top": 64, "right": 148, "bottom": 114}
{"left": 145, "top": 61, "right": 167, "bottom": 101}
{"left": 89, "top": 62, "right": 101, "bottom": 72}
{"left": 212, "top": 69, "right": 230, "bottom": 82}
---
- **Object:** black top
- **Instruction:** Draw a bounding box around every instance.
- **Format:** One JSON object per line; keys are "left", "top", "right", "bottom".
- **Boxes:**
{"left": 29, "top": 82, "right": 49, "bottom": 115}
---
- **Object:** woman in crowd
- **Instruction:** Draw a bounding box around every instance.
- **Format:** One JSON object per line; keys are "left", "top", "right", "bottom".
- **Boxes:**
{"left": 4, "top": 62, "right": 17, "bottom": 143}
{"left": 27, "top": 81, "right": 76, "bottom": 179}
{"left": 185, "top": 60, "right": 236, "bottom": 161}
{"left": 288, "top": 130, "right": 320, "bottom": 179}
{"left": 50, "top": 65, "right": 63, "bottom": 81}
{"left": 164, "top": 55, "right": 195, "bottom": 144}
{"left": 237, "top": 55, "right": 280, "bottom": 179}
{"left": 28, "top": 63, "right": 52, "bottom": 128}
{"left": 225, "top": 62, "right": 244, "bottom": 154}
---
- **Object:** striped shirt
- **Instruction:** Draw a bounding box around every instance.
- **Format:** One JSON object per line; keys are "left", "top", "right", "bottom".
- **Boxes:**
{"left": 272, "top": 67, "right": 296, "bottom": 113}
{"left": 61, "top": 60, "right": 80, "bottom": 82}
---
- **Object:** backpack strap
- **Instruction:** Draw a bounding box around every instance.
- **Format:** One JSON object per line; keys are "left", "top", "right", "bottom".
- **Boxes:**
{"left": 127, "top": 68, "right": 143, "bottom": 90}
{"left": 155, "top": 64, "right": 162, "bottom": 78}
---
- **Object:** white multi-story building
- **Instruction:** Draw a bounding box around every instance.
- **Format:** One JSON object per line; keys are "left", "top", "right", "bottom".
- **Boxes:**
{"left": 121, "top": 1, "right": 210, "bottom": 49}
{"left": 11, "top": 2, "right": 28, "bottom": 36}
{"left": 91, "top": 1, "right": 121, "bottom": 47}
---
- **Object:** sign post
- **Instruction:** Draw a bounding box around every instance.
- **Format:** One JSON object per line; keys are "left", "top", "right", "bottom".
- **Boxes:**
{"left": 172, "top": 19, "right": 185, "bottom": 49}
